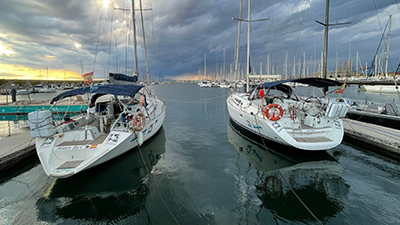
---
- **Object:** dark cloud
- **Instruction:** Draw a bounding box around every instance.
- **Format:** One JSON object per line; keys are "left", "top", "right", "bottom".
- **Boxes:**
{"left": 0, "top": 0, "right": 399, "bottom": 80}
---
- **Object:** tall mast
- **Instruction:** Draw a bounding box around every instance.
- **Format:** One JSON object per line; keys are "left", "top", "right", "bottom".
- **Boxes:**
{"left": 246, "top": 0, "right": 251, "bottom": 91}
{"left": 315, "top": 0, "right": 349, "bottom": 88}
{"left": 139, "top": 0, "right": 150, "bottom": 83}
{"left": 131, "top": 0, "right": 139, "bottom": 76}
{"left": 323, "top": 0, "right": 329, "bottom": 80}
{"left": 385, "top": 15, "right": 392, "bottom": 79}
{"left": 232, "top": 0, "right": 269, "bottom": 91}
{"left": 233, "top": 0, "right": 244, "bottom": 88}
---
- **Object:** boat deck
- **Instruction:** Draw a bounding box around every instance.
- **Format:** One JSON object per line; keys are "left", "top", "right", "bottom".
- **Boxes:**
{"left": 57, "top": 133, "right": 108, "bottom": 146}
{"left": 57, "top": 160, "right": 84, "bottom": 169}
{"left": 294, "top": 136, "right": 332, "bottom": 143}
{"left": 57, "top": 140, "right": 92, "bottom": 146}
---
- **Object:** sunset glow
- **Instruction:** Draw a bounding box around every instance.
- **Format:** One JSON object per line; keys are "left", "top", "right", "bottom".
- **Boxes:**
{"left": 0, "top": 64, "right": 82, "bottom": 80}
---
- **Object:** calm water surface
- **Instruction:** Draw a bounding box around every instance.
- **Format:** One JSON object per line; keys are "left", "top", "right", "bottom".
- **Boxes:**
{"left": 1, "top": 83, "right": 400, "bottom": 224}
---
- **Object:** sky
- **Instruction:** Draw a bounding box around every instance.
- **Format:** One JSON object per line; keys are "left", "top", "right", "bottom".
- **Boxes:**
{"left": 0, "top": 0, "right": 399, "bottom": 81}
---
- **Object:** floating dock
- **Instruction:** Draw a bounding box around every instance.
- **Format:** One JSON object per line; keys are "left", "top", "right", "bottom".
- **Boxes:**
{"left": 0, "top": 131, "right": 36, "bottom": 172}
{"left": 343, "top": 118, "right": 400, "bottom": 160}
{"left": 0, "top": 99, "right": 88, "bottom": 116}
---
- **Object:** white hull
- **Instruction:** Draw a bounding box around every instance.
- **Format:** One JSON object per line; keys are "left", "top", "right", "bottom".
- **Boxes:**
{"left": 16, "top": 89, "right": 31, "bottom": 95}
{"left": 364, "top": 85, "right": 400, "bottom": 94}
{"left": 34, "top": 95, "right": 165, "bottom": 178}
{"left": 199, "top": 81, "right": 212, "bottom": 87}
{"left": 227, "top": 93, "right": 345, "bottom": 150}
{"left": 38, "top": 88, "right": 57, "bottom": 93}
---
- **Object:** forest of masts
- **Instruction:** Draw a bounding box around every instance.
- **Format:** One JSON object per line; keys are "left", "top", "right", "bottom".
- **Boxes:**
{"left": 198, "top": 48, "right": 395, "bottom": 81}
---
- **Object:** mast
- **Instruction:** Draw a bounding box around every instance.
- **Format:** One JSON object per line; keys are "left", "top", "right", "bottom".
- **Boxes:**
{"left": 223, "top": 48, "right": 226, "bottom": 79}
{"left": 285, "top": 51, "right": 288, "bottom": 78}
{"left": 356, "top": 52, "right": 358, "bottom": 76}
{"left": 335, "top": 52, "right": 338, "bottom": 79}
{"left": 139, "top": 0, "right": 150, "bottom": 83}
{"left": 131, "top": 0, "right": 139, "bottom": 76}
{"left": 385, "top": 15, "right": 392, "bottom": 79}
{"left": 293, "top": 56, "right": 295, "bottom": 78}
{"left": 233, "top": 0, "right": 244, "bottom": 88}
{"left": 246, "top": 0, "right": 251, "bottom": 91}
{"left": 232, "top": 0, "right": 269, "bottom": 91}
{"left": 323, "top": 0, "right": 329, "bottom": 79}
{"left": 204, "top": 53, "right": 207, "bottom": 80}
{"left": 315, "top": 0, "right": 350, "bottom": 87}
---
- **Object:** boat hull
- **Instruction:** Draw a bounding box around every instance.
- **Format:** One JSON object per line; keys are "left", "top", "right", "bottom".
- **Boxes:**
{"left": 227, "top": 94, "right": 344, "bottom": 151}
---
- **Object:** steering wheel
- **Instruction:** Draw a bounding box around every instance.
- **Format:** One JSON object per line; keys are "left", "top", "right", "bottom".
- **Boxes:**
{"left": 302, "top": 97, "right": 322, "bottom": 117}
{"left": 272, "top": 96, "right": 284, "bottom": 105}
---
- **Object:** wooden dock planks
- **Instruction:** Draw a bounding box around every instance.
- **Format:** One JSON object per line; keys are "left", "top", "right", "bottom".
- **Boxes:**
{"left": 343, "top": 118, "right": 400, "bottom": 159}
{"left": 0, "top": 131, "right": 36, "bottom": 171}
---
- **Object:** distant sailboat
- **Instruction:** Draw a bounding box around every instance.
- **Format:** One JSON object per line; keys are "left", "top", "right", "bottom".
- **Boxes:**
{"left": 364, "top": 15, "right": 398, "bottom": 93}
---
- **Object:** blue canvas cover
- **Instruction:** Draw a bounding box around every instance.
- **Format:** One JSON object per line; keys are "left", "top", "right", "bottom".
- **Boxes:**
{"left": 109, "top": 73, "right": 139, "bottom": 83}
{"left": 250, "top": 78, "right": 343, "bottom": 96}
{"left": 50, "top": 84, "right": 143, "bottom": 104}
{"left": 260, "top": 78, "right": 342, "bottom": 89}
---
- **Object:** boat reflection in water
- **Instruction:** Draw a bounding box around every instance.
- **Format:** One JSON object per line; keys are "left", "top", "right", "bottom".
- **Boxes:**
{"left": 228, "top": 120, "right": 349, "bottom": 222}
{"left": 36, "top": 128, "right": 166, "bottom": 224}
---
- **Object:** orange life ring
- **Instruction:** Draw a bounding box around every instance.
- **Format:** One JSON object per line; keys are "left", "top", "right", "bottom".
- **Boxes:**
{"left": 132, "top": 112, "right": 146, "bottom": 131}
{"left": 265, "top": 103, "right": 284, "bottom": 121}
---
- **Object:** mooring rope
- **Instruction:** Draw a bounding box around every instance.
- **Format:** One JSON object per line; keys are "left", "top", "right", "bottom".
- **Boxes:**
{"left": 252, "top": 114, "right": 324, "bottom": 225}
{"left": 133, "top": 132, "right": 181, "bottom": 225}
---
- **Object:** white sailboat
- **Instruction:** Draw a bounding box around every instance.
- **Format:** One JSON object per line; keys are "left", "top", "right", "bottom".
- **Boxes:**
{"left": 364, "top": 15, "right": 398, "bottom": 93}
{"left": 29, "top": 1, "right": 165, "bottom": 178}
{"left": 29, "top": 84, "right": 165, "bottom": 178}
{"left": 227, "top": 0, "right": 349, "bottom": 151}
{"left": 199, "top": 80, "right": 212, "bottom": 87}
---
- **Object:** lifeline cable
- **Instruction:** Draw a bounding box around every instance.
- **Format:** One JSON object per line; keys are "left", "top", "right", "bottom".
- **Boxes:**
{"left": 252, "top": 114, "right": 324, "bottom": 225}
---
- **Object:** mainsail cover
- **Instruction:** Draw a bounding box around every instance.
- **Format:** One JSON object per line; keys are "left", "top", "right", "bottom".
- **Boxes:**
{"left": 109, "top": 73, "right": 139, "bottom": 83}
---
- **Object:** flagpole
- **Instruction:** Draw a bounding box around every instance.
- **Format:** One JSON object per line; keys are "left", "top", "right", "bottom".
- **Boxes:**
{"left": 336, "top": 82, "right": 346, "bottom": 102}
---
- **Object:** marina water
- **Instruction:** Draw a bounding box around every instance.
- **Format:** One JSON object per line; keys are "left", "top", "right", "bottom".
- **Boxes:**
{"left": 1, "top": 83, "right": 400, "bottom": 224}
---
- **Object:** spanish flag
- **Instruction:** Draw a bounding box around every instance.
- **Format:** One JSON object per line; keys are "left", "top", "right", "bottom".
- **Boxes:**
{"left": 82, "top": 71, "right": 94, "bottom": 84}
{"left": 334, "top": 82, "right": 346, "bottom": 94}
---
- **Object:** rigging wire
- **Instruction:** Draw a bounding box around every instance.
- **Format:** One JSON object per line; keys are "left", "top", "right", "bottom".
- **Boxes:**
{"left": 107, "top": 0, "right": 115, "bottom": 80}
{"left": 395, "top": 0, "right": 400, "bottom": 12}
{"left": 252, "top": 115, "right": 324, "bottom": 225}
{"left": 372, "top": 0, "right": 383, "bottom": 33}
{"left": 292, "top": 0, "right": 308, "bottom": 60}
{"left": 151, "top": 0, "right": 157, "bottom": 82}
{"left": 93, "top": 7, "right": 104, "bottom": 73}
{"left": 370, "top": 18, "right": 389, "bottom": 74}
